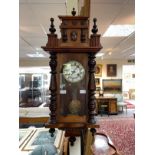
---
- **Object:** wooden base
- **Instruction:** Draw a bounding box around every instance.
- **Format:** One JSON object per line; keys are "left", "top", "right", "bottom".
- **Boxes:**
{"left": 45, "top": 122, "right": 99, "bottom": 129}
{"left": 69, "top": 136, "right": 76, "bottom": 146}
{"left": 44, "top": 122, "right": 99, "bottom": 155}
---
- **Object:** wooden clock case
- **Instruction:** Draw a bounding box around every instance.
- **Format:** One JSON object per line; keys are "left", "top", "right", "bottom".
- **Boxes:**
{"left": 42, "top": 8, "right": 102, "bottom": 153}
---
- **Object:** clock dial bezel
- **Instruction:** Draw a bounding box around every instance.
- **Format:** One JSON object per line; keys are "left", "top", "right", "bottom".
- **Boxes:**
{"left": 62, "top": 60, "right": 85, "bottom": 83}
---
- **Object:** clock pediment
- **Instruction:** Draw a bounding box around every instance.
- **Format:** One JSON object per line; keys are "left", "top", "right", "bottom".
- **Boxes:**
{"left": 42, "top": 12, "right": 102, "bottom": 52}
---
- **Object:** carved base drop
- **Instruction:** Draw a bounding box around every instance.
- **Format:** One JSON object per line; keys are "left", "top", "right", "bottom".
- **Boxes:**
{"left": 69, "top": 136, "right": 76, "bottom": 146}
{"left": 49, "top": 128, "right": 55, "bottom": 137}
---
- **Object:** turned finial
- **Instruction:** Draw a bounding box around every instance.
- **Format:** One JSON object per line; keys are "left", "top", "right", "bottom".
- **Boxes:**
{"left": 71, "top": 8, "right": 76, "bottom": 16}
{"left": 49, "top": 18, "right": 56, "bottom": 34}
{"left": 91, "top": 18, "right": 98, "bottom": 34}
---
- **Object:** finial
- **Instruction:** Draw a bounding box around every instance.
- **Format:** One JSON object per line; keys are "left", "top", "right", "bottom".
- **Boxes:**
{"left": 91, "top": 18, "right": 98, "bottom": 34}
{"left": 49, "top": 18, "right": 56, "bottom": 34}
{"left": 71, "top": 8, "right": 76, "bottom": 16}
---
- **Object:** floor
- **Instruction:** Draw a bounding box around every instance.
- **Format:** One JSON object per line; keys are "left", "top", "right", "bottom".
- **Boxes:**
{"left": 96, "top": 108, "right": 135, "bottom": 119}
{"left": 96, "top": 109, "right": 135, "bottom": 155}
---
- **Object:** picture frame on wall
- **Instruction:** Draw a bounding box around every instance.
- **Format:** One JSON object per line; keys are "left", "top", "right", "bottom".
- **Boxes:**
{"left": 95, "top": 64, "right": 103, "bottom": 77}
{"left": 102, "top": 79, "right": 122, "bottom": 93}
{"left": 95, "top": 78, "right": 100, "bottom": 87}
{"left": 96, "top": 87, "right": 101, "bottom": 91}
{"left": 107, "top": 64, "right": 117, "bottom": 77}
{"left": 95, "top": 87, "right": 101, "bottom": 97}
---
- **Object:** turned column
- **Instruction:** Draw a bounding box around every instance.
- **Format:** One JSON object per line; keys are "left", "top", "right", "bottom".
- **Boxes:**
{"left": 87, "top": 18, "right": 101, "bottom": 124}
{"left": 49, "top": 52, "right": 57, "bottom": 124}
{"left": 88, "top": 52, "right": 96, "bottom": 124}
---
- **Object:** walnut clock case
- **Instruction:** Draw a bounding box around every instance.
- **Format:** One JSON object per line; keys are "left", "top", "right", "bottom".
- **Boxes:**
{"left": 42, "top": 9, "right": 102, "bottom": 154}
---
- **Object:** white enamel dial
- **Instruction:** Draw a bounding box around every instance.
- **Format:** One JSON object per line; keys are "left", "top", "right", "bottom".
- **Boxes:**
{"left": 63, "top": 60, "right": 85, "bottom": 83}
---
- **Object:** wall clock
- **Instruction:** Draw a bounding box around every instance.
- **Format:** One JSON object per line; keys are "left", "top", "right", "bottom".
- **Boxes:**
{"left": 62, "top": 60, "right": 85, "bottom": 83}
{"left": 42, "top": 8, "right": 102, "bottom": 153}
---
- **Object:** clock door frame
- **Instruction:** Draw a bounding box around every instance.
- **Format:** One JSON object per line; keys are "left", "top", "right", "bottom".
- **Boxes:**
{"left": 56, "top": 53, "right": 88, "bottom": 123}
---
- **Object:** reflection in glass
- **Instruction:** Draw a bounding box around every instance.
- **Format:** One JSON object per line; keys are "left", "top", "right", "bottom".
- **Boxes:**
{"left": 60, "top": 64, "right": 86, "bottom": 116}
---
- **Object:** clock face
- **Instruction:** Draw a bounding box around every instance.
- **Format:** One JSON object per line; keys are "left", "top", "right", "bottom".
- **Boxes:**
{"left": 63, "top": 60, "right": 85, "bottom": 83}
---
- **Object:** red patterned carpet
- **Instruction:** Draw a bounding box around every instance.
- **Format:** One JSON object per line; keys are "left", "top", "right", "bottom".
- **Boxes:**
{"left": 97, "top": 117, "right": 135, "bottom": 155}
